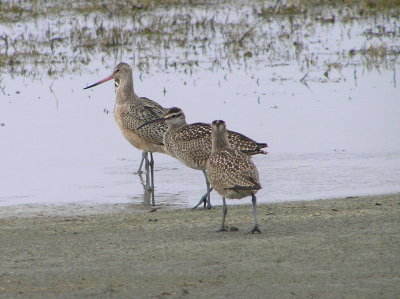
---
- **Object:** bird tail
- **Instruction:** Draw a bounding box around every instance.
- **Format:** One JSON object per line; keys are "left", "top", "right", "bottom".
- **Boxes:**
{"left": 226, "top": 183, "right": 261, "bottom": 191}
{"left": 256, "top": 143, "right": 268, "bottom": 154}
{"left": 257, "top": 142, "right": 268, "bottom": 148}
{"left": 241, "top": 143, "right": 268, "bottom": 155}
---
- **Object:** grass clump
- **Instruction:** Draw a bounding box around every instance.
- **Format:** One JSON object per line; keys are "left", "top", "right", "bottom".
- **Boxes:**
{"left": 0, "top": 0, "right": 399, "bottom": 78}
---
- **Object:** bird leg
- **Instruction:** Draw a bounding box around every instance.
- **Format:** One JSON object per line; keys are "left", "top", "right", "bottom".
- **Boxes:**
{"left": 192, "top": 171, "right": 213, "bottom": 210}
{"left": 192, "top": 187, "right": 214, "bottom": 210}
{"left": 149, "top": 152, "right": 155, "bottom": 206}
{"left": 216, "top": 197, "right": 228, "bottom": 232}
{"left": 137, "top": 152, "right": 154, "bottom": 203}
{"left": 143, "top": 152, "right": 152, "bottom": 192}
{"left": 137, "top": 152, "right": 152, "bottom": 192}
{"left": 204, "top": 171, "right": 212, "bottom": 209}
{"left": 192, "top": 196, "right": 206, "bottom": 210}
{"left": 137, "top": 152, "right": 147, "bottom": 174}
{"left": 247, "top": 194, "right": 261, "bottom": 234}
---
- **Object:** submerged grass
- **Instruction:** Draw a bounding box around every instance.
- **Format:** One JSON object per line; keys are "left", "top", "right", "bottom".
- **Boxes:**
{"left": 0, "top": 0, "right": 399, "bottom": 79}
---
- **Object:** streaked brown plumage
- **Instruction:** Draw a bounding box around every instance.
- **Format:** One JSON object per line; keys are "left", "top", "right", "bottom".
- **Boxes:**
{"left": 144, "top": 107, "right": 266, "bottom": 170}
{"left": 138, "top": 107, "right": 267, "bottom": 209}
{"left": 207, "top": 120, "right": 261, "bottom": 233}
{"left": 84, "top": 62, "right": 168, "bottom": 202}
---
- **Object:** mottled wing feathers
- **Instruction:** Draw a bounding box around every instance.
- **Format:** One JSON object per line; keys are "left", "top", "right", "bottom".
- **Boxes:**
{"left": 226, "top": 130, "right": 267, "bottom": 155}
{"left": 140, "top": 96, "right": 167, "bottom": 116}
{"left": 120, "top": 102, "right": 167, "bottom": 146}
{"left": 165, "top": 123, "right": 211, "bottom": 167}
{"left": 169, "top": 122, "right": 266, "bottom": 156}
{"left": 174, "top": 123, "right": 211, "bottom": 141}
{"left": 207, "top": 149, "right": 260, "bottom": 190}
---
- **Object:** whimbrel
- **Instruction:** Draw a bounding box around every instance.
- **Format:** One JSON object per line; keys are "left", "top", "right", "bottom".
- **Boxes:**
{"left": 138, "top": 107, "right": 267, "bottom": 209}
{"left": 83, "top": 63, "right": 168, "bottom": 203}
{"left": 207, "top": 120, "right": 261, "bottom": 234}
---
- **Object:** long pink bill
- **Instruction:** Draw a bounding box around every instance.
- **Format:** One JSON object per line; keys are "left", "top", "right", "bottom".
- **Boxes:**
{"left": 83, "top": 74, "right": 113, "bottom": 89}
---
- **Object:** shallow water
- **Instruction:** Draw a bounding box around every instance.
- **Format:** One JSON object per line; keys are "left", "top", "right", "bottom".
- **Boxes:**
{"left": 1, "top": 2, "right": 399, "bottom": 208}
{"left": 1, "top": 63, "right": 399, "bottom": 208}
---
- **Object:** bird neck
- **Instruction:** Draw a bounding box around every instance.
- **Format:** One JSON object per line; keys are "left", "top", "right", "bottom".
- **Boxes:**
{"left": 165, "top": 118, "right": 187, "bottom": 135}
{"left": 211, "top": 128, "right": 231, "bottom": 153}
{"left": 115, "top": 75, "right": 136, "bottom": 103}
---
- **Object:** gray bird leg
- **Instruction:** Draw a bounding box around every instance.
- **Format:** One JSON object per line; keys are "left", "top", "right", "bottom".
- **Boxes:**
{"left": 247, "top": 194, "right": 261, "bottom": 234}
{"left": 204, "top": 170, "right": 212, "bottom": 209}
{"left": 192, "top": 187, "right": 214, "bottom": 210}
{"left": 192, "top": 171, "right": 213, "bottom": 210}
{"left": 149, "top": 152, "right": 155, "bottom": 206}
{"left": 137, "top": 152, "right": 147, "bottom": 174}
{"left": 143, "top": 152, "right": 151, "bottom": 192}
{"left": 137, "top": 152, "right": 152, "bottom": 192}
{"left": 216, "top": 197, "right": 228, "bottom": 232}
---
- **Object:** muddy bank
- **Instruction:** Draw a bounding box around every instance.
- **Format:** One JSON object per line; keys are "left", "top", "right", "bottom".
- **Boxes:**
{"left": 0, "top": 194, "right": 399, "bottom": 298}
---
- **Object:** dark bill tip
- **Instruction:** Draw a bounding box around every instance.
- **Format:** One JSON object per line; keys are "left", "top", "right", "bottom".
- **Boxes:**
{"left": 83, "top": 74, "right": 113, "bottom": 90}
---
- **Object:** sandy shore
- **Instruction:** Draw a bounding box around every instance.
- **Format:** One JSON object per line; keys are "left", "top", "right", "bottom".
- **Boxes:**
{"left": 0, "top": 194, "right": 399, "bottom": 298}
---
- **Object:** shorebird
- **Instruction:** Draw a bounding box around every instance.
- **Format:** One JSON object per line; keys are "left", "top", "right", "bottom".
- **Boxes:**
{"left": 138, "top": 107, "right": 267, "bottom": 209}
{"left": 136, "top": 96, "right": 168, "bottom": 176}
{"left": 83, "top": 62, "right": 168, "bottom": 203}
{"left": 207, "top": 120, "right": 261, "bottom": 234}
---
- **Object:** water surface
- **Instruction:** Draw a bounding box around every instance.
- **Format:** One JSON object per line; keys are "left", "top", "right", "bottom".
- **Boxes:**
{"left": 0, "top": 2, "right": 399, "bottom": 208}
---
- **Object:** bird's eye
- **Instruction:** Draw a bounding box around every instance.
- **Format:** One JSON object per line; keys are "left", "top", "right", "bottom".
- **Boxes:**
{"left": 115, "top": 69, "right": 120, "bottom": 73}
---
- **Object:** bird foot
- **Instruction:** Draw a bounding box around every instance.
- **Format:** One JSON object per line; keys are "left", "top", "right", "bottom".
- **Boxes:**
{"left": 216, "top": 226, "right": 238, "bottom": 232}
{"left": 192, "top": 191, "right": 214, "bottom": 210}
{"left": 193, "top": 204, "right": 213, "bottom": 211}
{"left": 247, "top": 225, "right": 261, "bottom": 234}
{"left": 216, "top": 227, "right": 228, "bottom": 232}
{"left": 192, "top": 196, "right": 208, "bottom": 210}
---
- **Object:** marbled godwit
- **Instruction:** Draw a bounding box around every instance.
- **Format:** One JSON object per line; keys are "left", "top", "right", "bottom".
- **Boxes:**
{"left": 138, "top": 107, "right": 267, "bottom": 209}
{"left": 207, "top": 120, "right": 261, "bottom": 233}
{"left": 84, "top": 63, "right": 167, "bottom": 203}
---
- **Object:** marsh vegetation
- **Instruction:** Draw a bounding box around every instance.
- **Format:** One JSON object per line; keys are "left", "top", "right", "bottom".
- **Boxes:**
{"left": 0, "top": 0, "right": 399, "bottom": 80}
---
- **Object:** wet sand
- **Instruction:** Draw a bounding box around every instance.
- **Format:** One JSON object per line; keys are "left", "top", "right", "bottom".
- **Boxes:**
{"left": 0, "top": 194, "right": 399, "bottom": 298}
